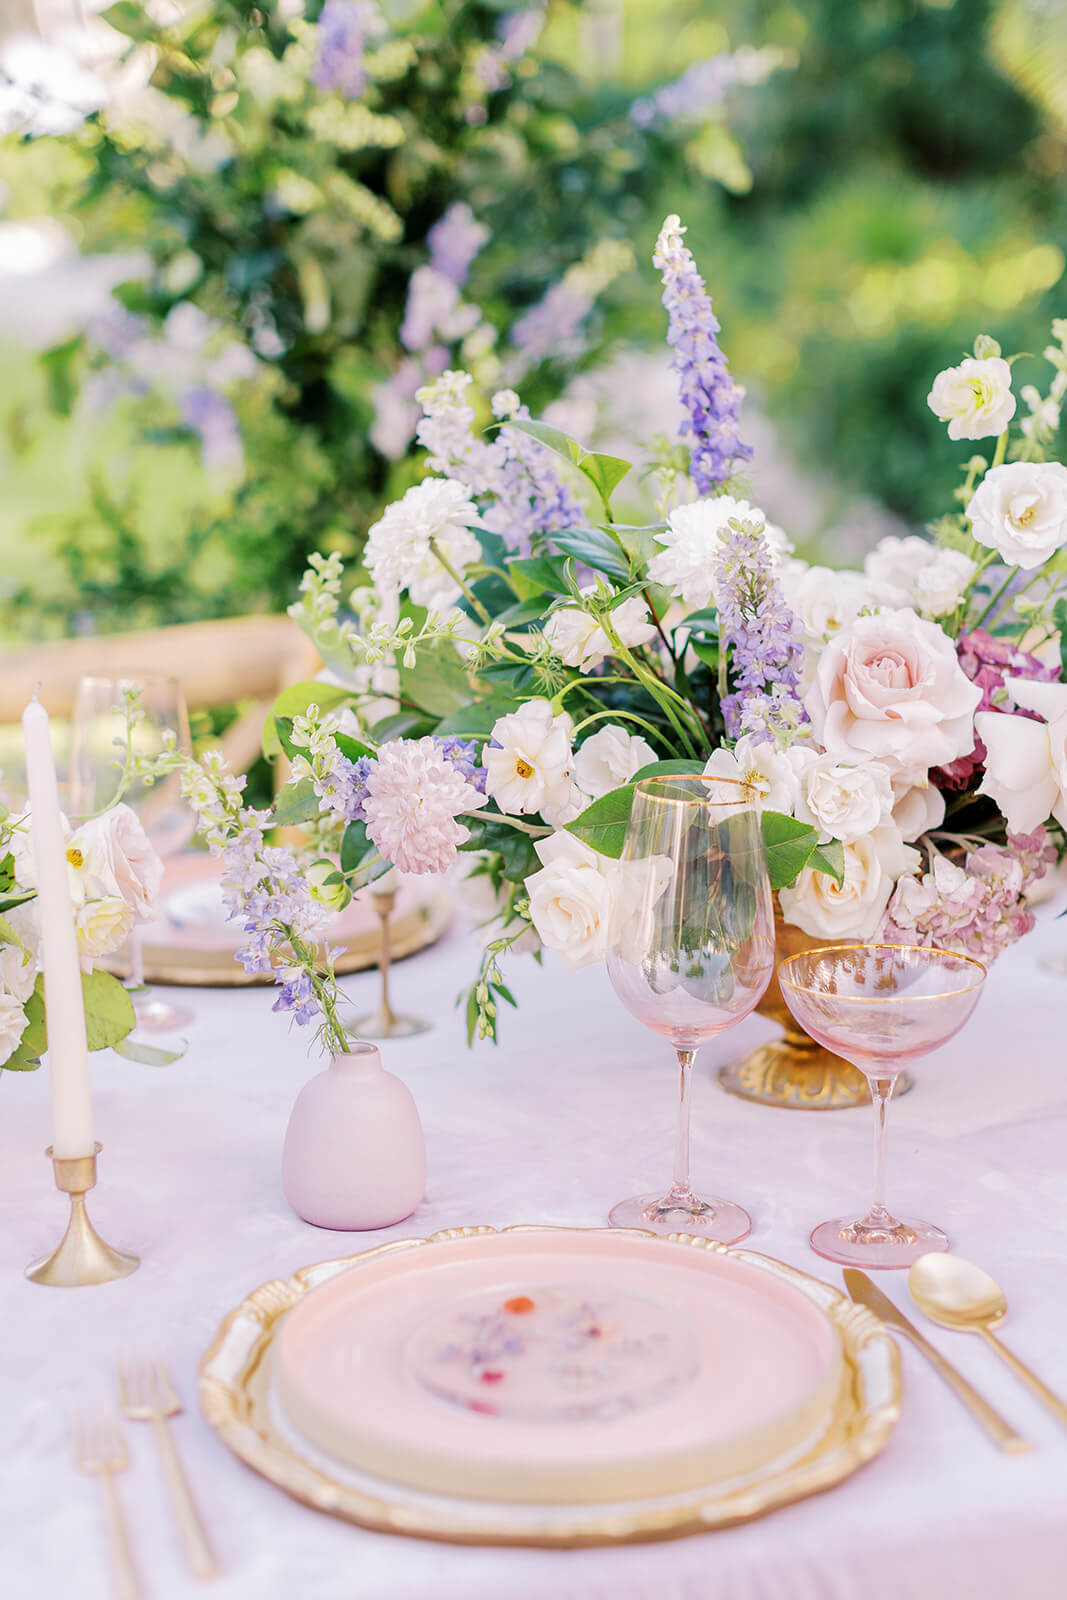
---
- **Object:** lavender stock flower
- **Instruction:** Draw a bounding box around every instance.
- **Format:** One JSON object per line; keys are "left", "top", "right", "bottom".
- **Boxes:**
{"left": 653, "top": 214, "right": 751, "bottom": 492}
{"left": 713, "top": 518, "right": 806, "bottom": 744}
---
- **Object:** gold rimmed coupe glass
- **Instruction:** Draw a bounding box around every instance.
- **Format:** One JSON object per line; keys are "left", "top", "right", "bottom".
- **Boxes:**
{"left": 778, "top": 943, "right": 987, "bottom": 1269}
{"left": 606, "top": 775, "right": 775, "bottom": 1242}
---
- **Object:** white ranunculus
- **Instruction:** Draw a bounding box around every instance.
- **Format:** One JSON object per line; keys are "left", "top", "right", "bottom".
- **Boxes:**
{"left": 965, "top": 461, "right": 1067, "bottom": 571}
{"left": 927, "top": 355, "right": 1016, "bottom": 441}
{"left": 0, "top": 993, "right": 28, "bottom": 1067}
{"left": 482, "top": 699, "right": 574, "bottom": 817}
{"left": 778, "top": 825, "right": 920, "bottom": 941}
{"left": 778, "top": 562, "right": 878, "bottom": 647}
{"left": 891, "top": 775, "right": 946, "bottom": 842}
{"left": 0, "top": 942, "right": 37, "bottom": 1005}
{"left": 364, "top": 477, "right": 483, "bottom": 612}
{"left": 71, "top": 803, "right": 162, "bottom": 922}
{"left": 525, "top": 832, "right": 619, "bottom": 969}
{"left": 976, "top": 676, "right": 1067, "bottom": 833}
{"left": 795, "top": 755, "right": 895, "bottom": 843}
{"left": 574, "top": 724, "right": 658, "bottom": 800}
{"left": 805, "top": 607, "right": 982, "bottom": 778}
{"left": 543, "top": 593, "right": 656, "bottom": 672}
{"left": 703, "top": 736, "right": 814, "bottom": 815}
{"left": 647, "top": 494, "right": 789, "bottom": 610}
{"left": 864, "top": 536, "right": 976, "bottom": 618}
{"left": 75, "top": 895, "right": 134, "bottom": 964}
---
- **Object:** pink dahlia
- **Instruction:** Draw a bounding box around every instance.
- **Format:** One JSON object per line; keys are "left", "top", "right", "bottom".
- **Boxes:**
{"left": 934, "top": 629, "right": 1060, "bottom": 790}
{"left": 362, "top": 738, "right": 487, "bottom": 875}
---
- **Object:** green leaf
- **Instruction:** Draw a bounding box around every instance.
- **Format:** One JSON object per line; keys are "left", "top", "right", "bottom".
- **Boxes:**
{"left": 809, "top": 839, "right": 846, "bottom": 886}
{"left": 503, "top": 417, "right": 585, "bottom": 464}
{"left": 269, "top": 777, "right": 320, "bottom": 828}
{"left": 0, "top": 890, "right": 36, "bottom": 916}
{"left": 368, "top": 711, "right": 430, "bottom": 743}
{"left": 502, "top": 419, "right": 632, "bottom": 511}
{"left": 631, "top": 759, "right": 705, "bottom": 781}
{"left": 341, "top": 820, "right": 375, "bottom": 874}
{"left": 508, "top": 555, "right": 568, "bottom": 598}
{"left": 761, "top": 812, "right": 821, "bottom": 893}
{"left": 399, "top": 644, "right": 471, "bottom": 715}
{"left": 577, "top": 451, "right": 631, "bottom": 506}
{"left": 548, "top": 528, "right": 631, "bottom": 582}
{"left": 81, "top": 970, "right": 136, "bottom": 1052}
{"left": 1054, "top": 598, "right": 1067, "bottom": 677}
{"left": 2, "top": 977, "right": 45, "bottom": 1071}
{"left": 435, "top": 697, "right": 522, "bottom": 737}
{"left": 333, "top": 732, "right": 373, "bottom": 763}
{"left": 564, "top": 786, "right": 637, "bottom": 859}
{"left": 459, "top": 814, "right": 541, "bottom": 880}
{"left": 112, "top": 1037, "right": 186, "bottom": 1065}
{"left": 492, "top": 599, "right": 549, "bottom": 629}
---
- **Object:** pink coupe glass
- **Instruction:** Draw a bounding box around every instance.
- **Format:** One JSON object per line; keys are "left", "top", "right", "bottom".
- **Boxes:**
{"left": 606, "top": 775, "right": 775, "bottom": 1243}
{"left": 778, "top": 943, "right": 986, "bottom": 1268}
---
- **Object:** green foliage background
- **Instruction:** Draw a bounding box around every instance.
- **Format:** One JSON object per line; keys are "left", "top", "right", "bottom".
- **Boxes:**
{"left": 1, "top": 0, "right": 1064, "bottom": 641}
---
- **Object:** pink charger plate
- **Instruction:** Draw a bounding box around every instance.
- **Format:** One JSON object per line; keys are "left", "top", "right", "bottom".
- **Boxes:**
{"left": 272, "top": 1228, "right": 845, "bottom": 1507}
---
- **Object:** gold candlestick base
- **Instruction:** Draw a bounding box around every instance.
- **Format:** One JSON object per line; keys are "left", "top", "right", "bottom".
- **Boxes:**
{"left": 26, "top": 1142, "right": 140, "bottom": 1287}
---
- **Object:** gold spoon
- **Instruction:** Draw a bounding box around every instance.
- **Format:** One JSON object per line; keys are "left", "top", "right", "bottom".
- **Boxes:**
{"left": 910, "top": 1253, "right": 1067, "bottom": 1429}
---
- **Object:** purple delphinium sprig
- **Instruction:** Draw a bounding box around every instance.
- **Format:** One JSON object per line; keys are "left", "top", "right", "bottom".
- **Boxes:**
{"left": 436, "top": 735, "right": 488, "bottom": 794}
{"left": 310, "top": 0, "right": 385, "bottom": 100}
{"left": 427, "top": 203, "right": 491, "bottom": 287}
{"left": 653, "top": 213, "right": 751, "bottom": 492}
{"left": 713, "top": 518, "right": 807, "bottom": 745}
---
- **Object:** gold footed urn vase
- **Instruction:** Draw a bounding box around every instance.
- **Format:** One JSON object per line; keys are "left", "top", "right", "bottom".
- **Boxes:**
{"left": 718, "top": 907, "right": 913, "bottom": 1110}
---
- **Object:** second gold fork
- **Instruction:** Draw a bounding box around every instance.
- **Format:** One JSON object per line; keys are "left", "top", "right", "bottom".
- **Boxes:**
{"left": 119, "top": 1357, "right": 219, "bottom": 1581}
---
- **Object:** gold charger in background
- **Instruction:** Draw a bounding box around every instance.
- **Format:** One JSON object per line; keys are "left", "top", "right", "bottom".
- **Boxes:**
{"left": 199, "top": 1226, "right": 901, "bottom": 1548}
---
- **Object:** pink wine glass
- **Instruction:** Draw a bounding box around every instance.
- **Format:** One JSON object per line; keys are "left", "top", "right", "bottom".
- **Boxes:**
{"left": 778, "top": 943, "right": 986, "bottom": 1269}
{"left": 606, "top": 775, "right": 775, "bottom": 1243}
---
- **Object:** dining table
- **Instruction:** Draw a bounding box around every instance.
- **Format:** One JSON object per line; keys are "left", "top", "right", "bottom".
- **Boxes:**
{"left": 5, "top": 884, "right": 1067, "bottom": 1600}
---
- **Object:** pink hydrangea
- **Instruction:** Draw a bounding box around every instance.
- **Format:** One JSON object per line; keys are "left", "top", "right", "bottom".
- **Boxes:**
{"left": 935, "top": 630, "right": 1059, "bottom": 790}
{"left": 882, "top": 828, "right": 1056, "bottom": 961}
{"left": 362, "top": 738, "right": 487, "bottom": 875}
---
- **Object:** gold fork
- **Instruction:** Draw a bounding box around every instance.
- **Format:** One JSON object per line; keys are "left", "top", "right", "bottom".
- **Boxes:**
{"left": 73, "top": 1413, "right": 144, "bottom": 1600}
{"left": 118, "top": 1358, "right": 219, "bottom": 1580}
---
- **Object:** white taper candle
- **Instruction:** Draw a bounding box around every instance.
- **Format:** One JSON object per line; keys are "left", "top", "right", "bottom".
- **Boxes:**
{"left": 21, "top": 696, "right": 94, "bottom": 1159}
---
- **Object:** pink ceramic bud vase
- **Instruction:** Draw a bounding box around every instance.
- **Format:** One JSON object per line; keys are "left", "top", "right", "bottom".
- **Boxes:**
{"left": 282, "top": 1041, "right": 426, "bottom": 1230}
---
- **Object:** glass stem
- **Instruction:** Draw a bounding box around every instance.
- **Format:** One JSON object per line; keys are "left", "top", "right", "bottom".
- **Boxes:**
{"left": 862, "top": 1074, "right": 897, "bottom": 1228}
{"left": 667, "top": 1048, "right": 697, "bottom": 1203}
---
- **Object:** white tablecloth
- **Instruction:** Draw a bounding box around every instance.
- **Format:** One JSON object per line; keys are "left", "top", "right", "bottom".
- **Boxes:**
{"left": 5, "top": 894, "right": 1067, "bottom": 1600}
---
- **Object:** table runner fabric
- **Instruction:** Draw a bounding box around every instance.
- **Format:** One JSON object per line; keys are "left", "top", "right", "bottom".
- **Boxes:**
{"left": 5, "top": 897, "right": 1067, "bottom": 1600}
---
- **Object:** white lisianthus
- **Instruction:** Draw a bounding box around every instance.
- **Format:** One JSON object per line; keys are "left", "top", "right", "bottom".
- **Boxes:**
{"left": 75, "top": 895, "right": 135, "bottom": 964}
{"left": 794, "top": 755, "right": 895, "bottom": 843}
{"left": 927, "top": 355, "right": 1016, "bottom": 441}
{"left": 778, "top": 825, "right": 920, "bottom": 941}
{"left": 483, "top": 699, "right": 574, "bottom": 817}
{"left": 703, "top": 735, "right": 814, "bottom": 815}
{"left": 891, "top": 775, "right": 946, "bottom": 843}
{"left": 976, "top": 676, "right": 1067, "bottom": 833}
{"left": 543, "top": 593, "right": 656, "bottom": 672}
{"left": 525, "top": 832, "right": 620, "bottom": 969}
{"left": 573, "top": 724, "right": 658, "bottom": 800}
{"left": 805, "top": 608, "right": 982, "bottom": 778}
{"left": 70, "top": 804, "right": 163, "bottom": 922}
{"left": 0, "top": 993, "right": 28, "bottom": 1067}
{"left": 864, "top": 536, "right": 976, "bottom": 619}
{"left": 965, "top": 461, "right": 1067, "bottom": 571}
{"left": 364, "top": 477, "right": 483, "bottom": 612}
{"left": 647, "top": 495, "right": 790, "bottom": 610}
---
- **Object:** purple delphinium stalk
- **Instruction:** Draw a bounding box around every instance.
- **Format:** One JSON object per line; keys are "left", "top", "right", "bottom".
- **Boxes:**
{"left": 713, "top": 518, "right": 806, "bottom": 744}
{"left": 311, "top": 0, "right": 385, "bottom": 100}
{"left": 483, "top": 411, "right": 586, "bottom": 553}
{"left": 221, "top": 827, "right": 331, "bottom": 1024}
{"left": 179, "top": 386, "right": 243, "bottom": 472}
{"left": 436, "top": 735, "right": 488, "bottom": 794}
{"left": 427, "top": 203, "right": 490, "bottom": 287}
{"left": 631, "top": 55, "right": 737, "bottom": 129}
{"left": 653, "top": 213, "right": 751, "bottom": 492}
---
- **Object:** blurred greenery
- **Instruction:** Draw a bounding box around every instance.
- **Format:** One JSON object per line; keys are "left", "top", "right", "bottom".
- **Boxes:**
{"left": 1, "top": 0, "right": 1065, "bottom": 640}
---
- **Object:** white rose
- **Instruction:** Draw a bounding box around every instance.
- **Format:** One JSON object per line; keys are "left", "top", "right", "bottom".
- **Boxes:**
{"left": 965, "top": 461, "right": 1067, "bottom": 571}
{"left": 891, "top": 775, "right": 946, "bottom": 842}
{"left": 0, "top": 942, "right": 37, "bottom": 1005}
{"left": 70, "top": 804, "right": 163, "bottom": 922}
{"left": 525, "top": 832, "right": 619, "bottom": 969}
{"left": 75, "top": 895, "right": 134, "bottom": 964}
{"left": 795, "top": 756, "right": 894, "bottom": 843}
{"left": 864, "top": 537, "right": 976, "bottom": 618}
{"left": 805, "top": 608, "right": 982, "bottom": 778}
{"left": 483, "top": 699, "right": 574, "bottom": 817}
{"left": 540, "top": 780, "right": 587, "bottom": 828}
{"left": 647, "top": 495, "right": 789, "bottom": 610}
{"left": 544, "top": 593, "right": 656, "bottom": 672}
{"left": 976, "top": 676, "right": 1067, "bottom": 833}
{"left": 0, "top": 993, "right": 28, "bottom": 1067}
{"left": 779, "top": 825, "right": 920, "bottom": 941}
{"left": 779, "top": 561, "right": 879, "bottom": 646}
{"left": 574, "top": 725, "right": 658, "bottom": 800}
{"left": 703, "top": 736, "right": 813, "bottom": 814}
{"left": 927, "top": 355, "right": 1016, "bottom": 441}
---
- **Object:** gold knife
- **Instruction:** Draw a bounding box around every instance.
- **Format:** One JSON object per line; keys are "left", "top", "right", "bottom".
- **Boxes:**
{"left": 844, "top": 1269, "right": 1030, "bottom": 1454}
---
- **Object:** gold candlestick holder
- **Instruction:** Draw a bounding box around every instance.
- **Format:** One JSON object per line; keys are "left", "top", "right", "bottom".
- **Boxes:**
{"left": 26, "top": 1142, "right": 140, "bottom": 1287}
{"left": 347, "top": 886, "right": 430, "bottom": 1040}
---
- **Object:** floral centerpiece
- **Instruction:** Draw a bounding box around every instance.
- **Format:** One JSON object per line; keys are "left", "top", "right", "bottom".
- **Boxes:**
{"left": 0, "top": 721, "right": 164, "bottom": 1074}
{"left": 149, "top": 214, "right": 1067, "bottom": 1058}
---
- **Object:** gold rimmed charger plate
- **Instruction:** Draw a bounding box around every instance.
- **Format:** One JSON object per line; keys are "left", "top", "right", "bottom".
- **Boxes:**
{"left": 199, "top": 1226, "right": 900, "bottom": 1547}
{"left": 101, "top": 890, "right": 453, "bottom": 987}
